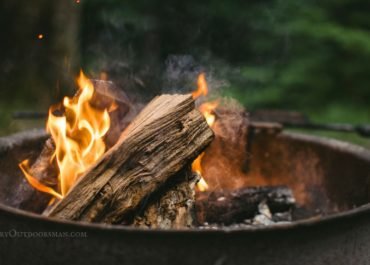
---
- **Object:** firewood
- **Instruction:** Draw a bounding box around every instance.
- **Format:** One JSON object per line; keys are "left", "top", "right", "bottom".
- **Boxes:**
{"left": 48, "top": 94, "right": 214, "bottom": 224}
{"left": 195, "top": 186, "right": 295, "bottom": 225}
{"left": 133, "top": 167, "right": 198, "bottom": 229}
{"left": 18, "top": 139, "right": 58, "bottom": 213}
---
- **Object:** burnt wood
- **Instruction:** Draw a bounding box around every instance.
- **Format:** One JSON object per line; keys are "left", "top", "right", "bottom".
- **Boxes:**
{"left": 48, "top": 94, "right": 214, "bottom": 224}
{"left": 195, "top": 186, "right": 295, "bottom": 225}
{"left": 18, "top": 138, "right": 58, "bottom": 213}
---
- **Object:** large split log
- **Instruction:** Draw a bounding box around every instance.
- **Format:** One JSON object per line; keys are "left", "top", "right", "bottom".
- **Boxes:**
{"left": 133, "top": 167, "right": 198, "bottom": 229}
{"left": 195, "top": 186, "right": 295, "bottom": 225}
{"left": 48, "top": 94, "right": 214, "bottom": 224}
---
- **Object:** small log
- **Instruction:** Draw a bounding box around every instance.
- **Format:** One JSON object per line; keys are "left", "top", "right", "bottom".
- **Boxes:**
{"left": 133, "top": 167, "right": 198, "bottom": 229}
{"left": 18, "top": 139, "right": 58, "bottom": 213}
{"left": 195, "top": 186, "right": 295, "bottom": 225}
{"left": 48, "top": 94, "right": 214, "bottom": 224}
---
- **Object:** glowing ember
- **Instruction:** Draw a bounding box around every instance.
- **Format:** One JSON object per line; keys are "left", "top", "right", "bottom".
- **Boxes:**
{"left": 192, "top": 73, "right": 218, "bottom": 191}
{"left": 19, "top": 71, "right": 112, "bottom": 198}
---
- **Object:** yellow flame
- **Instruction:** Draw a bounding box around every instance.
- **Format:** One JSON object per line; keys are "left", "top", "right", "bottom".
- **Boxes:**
{"left": 199, "top": 100, "right": 219, "bottom": 126}
{"left": 19, "top": 71, "right": 111, "bottom": 199}
{"left": 192, "top": 73, "right": 218, "bottom": 192}
{"left": 196, "top": 177, "right": 209, "bottom": 192}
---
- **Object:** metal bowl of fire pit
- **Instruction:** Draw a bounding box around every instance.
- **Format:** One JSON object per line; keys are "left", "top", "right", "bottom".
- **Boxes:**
{"left": 0, "top": 128, "right": 369, "bottom": 265}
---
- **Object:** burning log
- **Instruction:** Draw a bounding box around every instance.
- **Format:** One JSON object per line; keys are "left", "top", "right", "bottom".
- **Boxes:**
{"left": 133, "top": 167, "right": 198, "bottom": 229}
{"left": 47, "top": 94, "right": 214, "bottom": 224}
{"left": 195, "top": 186, "right": 295, "bottom": 225}
{"left": 18, "top": 139, "right": 58, "bottom": 213}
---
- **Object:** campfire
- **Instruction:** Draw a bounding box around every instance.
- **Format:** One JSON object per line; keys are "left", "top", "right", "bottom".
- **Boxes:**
{"left": 3, "top": 1, "right": 370, "bottom": 263}
{"left": 9, "top": 70, "right": 300, "bottom": 228}
{"left": 1, "top": 73, "right": 370, "bottom": 263}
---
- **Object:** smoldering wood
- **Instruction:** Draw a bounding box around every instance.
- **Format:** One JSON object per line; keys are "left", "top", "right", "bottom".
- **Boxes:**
{"left": 18, "top": 139, "right": 58, "bottom": 213}
{"left": 195, "top": 186, "right": 295, "bottom": 225}
{"left": 48, "top": 94, "right": 214, "bottom": 224}
{"left": 133, "top": 167, "right": 198, "bottom": 229}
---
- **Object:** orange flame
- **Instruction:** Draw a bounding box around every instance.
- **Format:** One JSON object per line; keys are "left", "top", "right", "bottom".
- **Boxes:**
{"left": 19, "top": 71, "right": 111, "bottom": 199}
{"left": 192, "top": 73, "right": 208, "bottom": 99}
{"left": 192, "top": 73, "right": 218, "bottom": 191}
{"left": 19, "top": 160, "right": 63, "bottom": 200}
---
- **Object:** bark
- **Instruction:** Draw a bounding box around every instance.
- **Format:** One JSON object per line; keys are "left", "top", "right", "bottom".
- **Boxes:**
{"left": 133, "top": 167, "right": 198, "bottom": 229}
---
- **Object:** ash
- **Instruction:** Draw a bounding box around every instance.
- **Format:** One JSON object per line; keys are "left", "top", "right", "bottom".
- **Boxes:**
{"left": 198, "top": 201, "right": 292, "bottom": 230}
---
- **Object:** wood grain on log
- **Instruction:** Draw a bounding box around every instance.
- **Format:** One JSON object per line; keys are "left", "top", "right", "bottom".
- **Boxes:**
{"left": 48, "top": 94, "right": 214, "bottom": 224}
{"left": 133, "top": 167, "right": 198, "bottom": 229}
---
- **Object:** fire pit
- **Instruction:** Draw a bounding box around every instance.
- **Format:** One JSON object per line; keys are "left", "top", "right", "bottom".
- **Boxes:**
{"left": 0, "top": 127, "right": 369, "bottom": 265}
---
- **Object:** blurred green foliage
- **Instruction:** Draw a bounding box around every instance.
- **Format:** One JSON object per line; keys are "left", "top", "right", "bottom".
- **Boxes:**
{"left": 80, "top": 0, "right": 370, "bottom": 111}
{"left": 0, "top": 0, "right": 369, "bottom": 147}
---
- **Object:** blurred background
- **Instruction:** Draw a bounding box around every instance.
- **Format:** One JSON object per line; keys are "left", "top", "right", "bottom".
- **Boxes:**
{"left": 0, "top": 0, "right": 369, "bottom": 147}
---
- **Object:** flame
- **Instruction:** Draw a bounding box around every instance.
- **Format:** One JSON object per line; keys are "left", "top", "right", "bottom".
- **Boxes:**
{"left": 192, "top": 73, "right": 218, "bottom": 191}
{"left": 19, "top": 160, "right": 63, "bottom": 200}
{"left": 192, "top": 73, "right": 208, "bottom": 99}
{"left": 19, "top": 71, "right": 111, "bottom": 199}
{"left": 199, "top": 100, "right": 219, "bottom": 126}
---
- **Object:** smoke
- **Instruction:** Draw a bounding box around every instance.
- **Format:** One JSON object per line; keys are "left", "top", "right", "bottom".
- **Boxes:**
{"left": 162, "top": 54, "right": 228, "bottom": 98}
